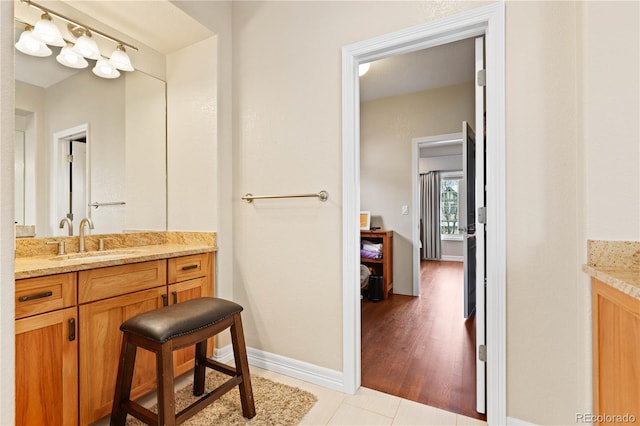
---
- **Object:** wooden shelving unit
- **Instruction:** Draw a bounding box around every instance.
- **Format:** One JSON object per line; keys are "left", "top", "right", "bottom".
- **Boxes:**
{"left": 360, "top": 230, "right": 393, "bottom": 299}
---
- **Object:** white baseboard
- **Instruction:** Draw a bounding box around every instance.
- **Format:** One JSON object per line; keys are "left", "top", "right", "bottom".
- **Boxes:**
{"left": 213, "top": 345, "right": 345, "bottom": 393}
{"left": 506, "top": 417, "right": 537, "bottom": 426}
{"left": 440, "top": 255, "right": 464, "bottom": 262}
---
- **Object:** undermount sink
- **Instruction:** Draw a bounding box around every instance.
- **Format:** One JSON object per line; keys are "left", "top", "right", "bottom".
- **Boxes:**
{"left": 50, "top": 249, "right": 141, "bottom": 261}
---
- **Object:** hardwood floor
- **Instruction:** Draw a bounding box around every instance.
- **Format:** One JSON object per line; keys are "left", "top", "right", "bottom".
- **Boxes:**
{"left": 361, "top": 260, "right": 485, "bottom": 421}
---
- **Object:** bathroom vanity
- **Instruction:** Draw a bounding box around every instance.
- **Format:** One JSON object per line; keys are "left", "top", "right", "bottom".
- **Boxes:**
{"left": 14, "top": 232, "right": 216, "bottom": 425}
{"left": 583, "top": 240, "right": 640, "bottom": 423}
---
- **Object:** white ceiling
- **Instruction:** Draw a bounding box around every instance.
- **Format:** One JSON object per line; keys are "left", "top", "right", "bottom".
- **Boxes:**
{"left": 359, "top": 38, "right": 475, "bottom": 102}
{"left": 14, "top": 1, "right": 474, "bottom": 99}
{"left": 60, "top": 0, "right": 212, "bottom": 55}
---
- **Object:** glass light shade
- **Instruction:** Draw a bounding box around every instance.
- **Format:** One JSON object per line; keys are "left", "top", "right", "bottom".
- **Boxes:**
{"left": 92, "top": 59, "right": 120, "bottom": 79}
{"left": 15, "top": 28, "right": 52, "bottom": 57}
{"left": 32, "top": 14, "right": 65, "bottom": 47}
{"left": 358, "top": 63, "right": 370, "bottom": 77}
{"left": 108, "top": 45, "right": 134, "bottom": 71}
{"left": 73, "top": 33, "right": 100, "bottom": 60}
{"left": 56, "top": 45, "right": 88, "bottom": 69}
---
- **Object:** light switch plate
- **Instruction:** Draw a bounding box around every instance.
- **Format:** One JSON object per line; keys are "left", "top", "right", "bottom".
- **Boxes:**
{"left": 401, "top": 205, "right": 409, "bottom": 215}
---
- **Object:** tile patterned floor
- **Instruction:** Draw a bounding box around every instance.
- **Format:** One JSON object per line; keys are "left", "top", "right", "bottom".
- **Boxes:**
{"left": 95, "top": 366, "right": 487, "bottom": 425}
{"left": 252, "top": 367, "right": 487, "bottom": 426}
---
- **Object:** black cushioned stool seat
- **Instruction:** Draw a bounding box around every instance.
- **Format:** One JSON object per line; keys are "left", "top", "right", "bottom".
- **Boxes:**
{"left": 110, "top": 297, "right": 255, "bottom": 426}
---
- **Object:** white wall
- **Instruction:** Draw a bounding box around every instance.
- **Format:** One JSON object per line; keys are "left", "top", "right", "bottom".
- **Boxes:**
{"left": 125, "top": 72, "right": 167, "bottom": 232}
{"left": 46, "top": 72, "right": 126, "bottom": 235}
{"left": 15, "top": 82, "right": 45, "bottom": 233}
{"left": 361, "top": 83, "right": 473, "bottom": 294}
{"left": 166, "top": 36, "right": 218, "bottom": 232}
{"left": 581, "top": 1, "right": 640, "bottom": 240}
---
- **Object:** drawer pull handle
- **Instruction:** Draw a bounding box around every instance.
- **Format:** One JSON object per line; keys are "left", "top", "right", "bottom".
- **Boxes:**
{"left": 181, "top": 264, "right": 198, "bottom": 271}
{"left": 19, "top": 291, "right": 53, "bottom": 302}
{"left": 161, "top": 294, "right": 168, "bottom": 307}
{"left": 69, "top": 318, "right": 76, "bottom": 341}
{"left": 172, "top": 291, "right": 178, "bottom": 305}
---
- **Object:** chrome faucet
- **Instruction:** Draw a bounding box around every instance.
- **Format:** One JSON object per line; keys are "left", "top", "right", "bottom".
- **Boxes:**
{"left": 59, "top": 216, "right": 73, "bottom": 236}
{"left": 78, "top": 217, "right": 94, "bottom": 253}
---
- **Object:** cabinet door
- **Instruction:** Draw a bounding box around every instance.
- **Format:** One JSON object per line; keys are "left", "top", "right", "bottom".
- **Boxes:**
{"left": 79, "top": 287, "right": 165, "bottom": 425}
{"left": 168, "top": 277, "right": 212, "bottom": 376}
{"left": 15, "top": 307, "right": 78, "bottom": 426}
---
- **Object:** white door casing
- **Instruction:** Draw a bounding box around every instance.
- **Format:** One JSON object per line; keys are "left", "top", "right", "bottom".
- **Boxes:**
{"left": 342, "top": 3, "right": 505, "bottom": 423}
{"left": 474, "top": 35, "right": 487, "bottom": 415}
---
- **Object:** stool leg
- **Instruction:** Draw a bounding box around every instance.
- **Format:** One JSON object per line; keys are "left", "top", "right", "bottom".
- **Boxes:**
{"left": 230, "top": 313, "right": 256, "bottom": 419}
{"left": 193, "top": 340, "right": 207, "bottom": 396}
{"left": 156, "top": 342, "right": 176, "bottom": 426}
{"left": 110, "top": 334, "right": 137, "bottom": 426}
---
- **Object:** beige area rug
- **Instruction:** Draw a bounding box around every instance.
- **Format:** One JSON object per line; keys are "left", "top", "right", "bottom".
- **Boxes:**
{"left": 126, "top": 371, "right": 317, "bottom": 425}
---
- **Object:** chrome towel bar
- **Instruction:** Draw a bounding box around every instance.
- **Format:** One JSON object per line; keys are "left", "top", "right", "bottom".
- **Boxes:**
{"left": 89, "top": 201, "right": 126, "bottom": 208}
{"left": 242, "top": 190, "right": 329, "bottom": 203}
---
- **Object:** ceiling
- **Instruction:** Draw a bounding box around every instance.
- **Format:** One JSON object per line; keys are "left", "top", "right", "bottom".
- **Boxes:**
{"left": 14, "top": 1, "right": 474, "bottom": 99}
{"left": 359, "top": 38, "right": 475, "bottom": 102}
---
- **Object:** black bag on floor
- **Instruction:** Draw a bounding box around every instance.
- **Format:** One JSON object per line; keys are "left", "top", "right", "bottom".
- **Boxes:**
{"left": 368, "top": 276, "right": 383, "bottom": 302}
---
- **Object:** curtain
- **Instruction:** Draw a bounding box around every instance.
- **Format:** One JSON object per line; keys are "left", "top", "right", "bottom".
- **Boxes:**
{"left": 420, "top": 171, "right": 441, "bottom": 259}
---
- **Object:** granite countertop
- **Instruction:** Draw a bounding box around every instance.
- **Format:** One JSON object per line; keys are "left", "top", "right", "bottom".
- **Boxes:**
{"left": 15, "top": 231, "right": 217, "bottom": 280}
{"left": 583, "top": 240, "right": 640, "bottom": 300}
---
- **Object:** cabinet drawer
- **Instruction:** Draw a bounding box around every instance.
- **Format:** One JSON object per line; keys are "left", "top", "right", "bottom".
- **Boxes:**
{"left": 15, "top": 273, "right": 76, "bottom": 320}
{"left": 168, "top": 253, "right": 212, "bottom": 284}
{"left": 78, "top": 260, "right": 167, "bottom": 303}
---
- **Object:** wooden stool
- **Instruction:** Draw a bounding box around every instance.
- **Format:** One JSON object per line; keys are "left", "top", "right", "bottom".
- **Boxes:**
{"left": 110, "top": 297, "right": 256, "bottom": 426}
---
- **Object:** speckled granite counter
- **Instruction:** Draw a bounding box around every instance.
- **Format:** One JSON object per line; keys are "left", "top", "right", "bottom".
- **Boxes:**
{"left": 15, "top": 231, "right": 217, "bottom": 279}
{"left": 582, "top": 240, "right": 640, "bottom": 300}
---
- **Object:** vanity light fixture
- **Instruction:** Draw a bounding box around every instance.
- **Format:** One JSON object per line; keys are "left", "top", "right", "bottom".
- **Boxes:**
{"left": 14, "top": 0, "right": 138, "bottom": 79}
{"left": 108, "top": 44, "right": 134, "bottom": 72}
{"left": 15, "top": 24, "right": 51, "bottom": 57}
{"left": 56, "top": 44, "right": 88, "bottom": 69}
{"left": 32, "top": 13, "right": 65, "bottom": 47}
{"left": 92, "top": 59, "right": 120, "bottom": 79}
{"left": 72, "top": 29, "right": 100, "bottom": 60}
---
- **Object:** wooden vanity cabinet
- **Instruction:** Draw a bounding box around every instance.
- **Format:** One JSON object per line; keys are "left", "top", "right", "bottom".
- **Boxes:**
{"left": 78, "top": 260, "right": 167, "bottom": 424}
{"left": 168, "top": 253, "right": 214, "bottom": 376}
{"left": 592, "top": 278, "right": 640, "bottom": 422}
{"left": 15, "top": 273, "right": 78, "bottom": 426}
{"left": 79, "top": 254, "right": 214, "bottom": 425}
{"left": 16, "top": 252, "right": 215, "bottom": 426}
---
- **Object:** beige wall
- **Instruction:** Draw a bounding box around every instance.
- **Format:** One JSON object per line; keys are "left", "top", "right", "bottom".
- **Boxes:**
{"left": 231, "top": 0, "right": 481, "bottom": 374}
{"left": 166, "top": 36, "right": 218, "bottom": 232}
{"left": 361, "top": 83, "right": 474, "bottom": 294}
{"left": 505, "top": 2, "right": 582, "bottom": 422}
{"left": 1, "top": 1, "right": 639, "bottom": 425}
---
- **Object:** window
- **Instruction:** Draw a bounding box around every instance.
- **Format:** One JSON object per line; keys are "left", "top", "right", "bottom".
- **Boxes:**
{"left": 440, "top": 172, "right": 463, "bottom": 239}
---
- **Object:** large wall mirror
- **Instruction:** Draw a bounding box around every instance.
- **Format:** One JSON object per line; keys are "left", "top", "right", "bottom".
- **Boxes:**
{"left": 14, "top": 10, "right": 167, "bottom": 238}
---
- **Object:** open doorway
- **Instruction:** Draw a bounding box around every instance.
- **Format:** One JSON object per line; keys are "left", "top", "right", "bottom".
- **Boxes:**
{"left": 341, "top": 3, "right": 506, "bottom": 422}
{"left": 359, "top": 40, "right": 484, "bottom": 419}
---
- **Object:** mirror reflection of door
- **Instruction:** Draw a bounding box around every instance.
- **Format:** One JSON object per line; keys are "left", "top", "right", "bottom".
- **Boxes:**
{"left": 54, "top": 126, "right": 88, "bottom": 237}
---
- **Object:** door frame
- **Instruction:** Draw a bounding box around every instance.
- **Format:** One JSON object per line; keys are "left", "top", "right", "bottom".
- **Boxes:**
{"left": 51, "top": 123, "right": 90, "bottom": 236}
{"left": 411, "top": 133, "right": 463, "bottom": 296}
{"left": 341, "top": 2, "right": 506, "bottom": 423}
